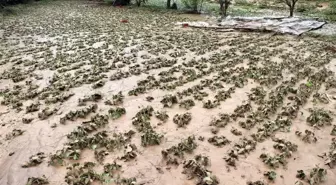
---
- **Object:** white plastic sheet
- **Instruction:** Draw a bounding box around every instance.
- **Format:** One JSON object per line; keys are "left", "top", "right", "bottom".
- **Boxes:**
{"left": 178, "top": 17, "right": 326, "bottom": 35}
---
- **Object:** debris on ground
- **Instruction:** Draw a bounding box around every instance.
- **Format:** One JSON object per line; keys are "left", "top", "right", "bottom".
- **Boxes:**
{"left": 79, "top": 93, "right": 103, "bottom": 106}
{"left": 177, "top": 17, "right": 326, "bottom": 35}
{"left": 26, "top": 175, "right": 49, "bottom": 185}
{"left": 38, "top": 107, "right": 58, "bottom": 120}
{"left": 22, "top": 152, "right": 46, "bottom": 168}
{"left": 26, "top": 102, "right": 40, "bottom": 113}
{"left": 5, "top": 129, "right": 25, "bottom": 140}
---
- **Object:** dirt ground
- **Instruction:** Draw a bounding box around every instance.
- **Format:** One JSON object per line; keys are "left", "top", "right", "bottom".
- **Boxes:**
{"left": 0, "top": 1, "right": 336, "bottom": 185}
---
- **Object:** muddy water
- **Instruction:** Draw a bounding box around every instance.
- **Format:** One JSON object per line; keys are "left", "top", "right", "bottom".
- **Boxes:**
{"left": 1, "top": 52, "right": 336, "bottom": 185}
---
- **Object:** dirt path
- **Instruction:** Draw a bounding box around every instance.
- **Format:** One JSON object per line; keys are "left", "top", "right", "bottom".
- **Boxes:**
{"left": 0, "top": 1, "right": 336, "bottom": 185}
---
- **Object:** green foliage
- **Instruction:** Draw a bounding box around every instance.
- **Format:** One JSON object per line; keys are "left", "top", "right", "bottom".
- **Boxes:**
{"left": 257, "top": 0, "right": 269, "bottom": 9}
{"left": 208, "top": 136, "right": 231, "bottom": 147}
{"left": 155, "top": 110, "right": 169, "bottom": 122}
{"left": 324, "top": 8, "right": 336, "bottom": 16}
{"left": 141, "top": 128, "right": 163, "bottom": 147}
{"left": 160, "top": 94, "right": 178, "bottom": 108}
{"left": 311, "top": 1, "right": 336, "bottom": 22}
{"left": 329, "top": 1, "right": 336, "bottom": 9}
{"left": 306, "top": 81, "right": 313, "bottom": 87}
{"left": 235, "top": 0, "right": 249, "bottom": 6}
{"left": 297, "top": 4, "right": 315, "bottom": 13}
{"left": 104, "top": 0, "right": 114, "bottom": 4}
{"left": 181, "top": 0, "right": 204, "bottom": 12}
{"left": 135, "top": 0, "right": 148, "bottom": 6}
{"left": 308, "top": 167, "right": 327, "bottom": 185}
{"left": 306, "top": 108, "right": 333, "bottom": 127}
{"left": 162, "top": 136, "right": 197, "bottom": 158}
{"left": 108, "top": 107, "right": 126, "bottom": 120}
{"left": 264, "top": 170, "right": 276, "bottom": 181}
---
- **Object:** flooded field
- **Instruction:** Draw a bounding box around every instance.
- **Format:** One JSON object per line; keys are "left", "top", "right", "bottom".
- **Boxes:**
{"left": 0, "top": 1, "right": 336, "bottom": 185}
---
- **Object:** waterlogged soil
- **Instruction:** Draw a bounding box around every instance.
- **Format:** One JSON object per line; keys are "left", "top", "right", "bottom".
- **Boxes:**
{"left": 0, "top": 1, "right": 336, "bottom": 185}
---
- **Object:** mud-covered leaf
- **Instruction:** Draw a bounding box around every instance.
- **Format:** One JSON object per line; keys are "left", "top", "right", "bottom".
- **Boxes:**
{"left": 173, "top": 112, "right": 192, "bottom": 127}
{"left": 26, "top": 175, "right": 49, "bottom": 185}
{"left": 108, "top": 107, "right": 126, "bottom": 120}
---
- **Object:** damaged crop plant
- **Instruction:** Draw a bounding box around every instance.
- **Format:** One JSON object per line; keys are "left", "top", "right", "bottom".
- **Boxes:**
{"left": 182, "top": 155, "right": 219, "bottom": 185}
{"left": 306, "top": 108, "right": 333, "bottom": 127}
{"left": 2, "top": 1, "right": 336, "bottom": 184}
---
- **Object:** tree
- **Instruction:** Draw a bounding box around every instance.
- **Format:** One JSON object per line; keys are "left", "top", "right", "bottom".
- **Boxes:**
{"left": 219, "top": 0, "right": 231, "bottom": 18}
{"left": 167, "top": 0, "right": 171, "bottom": 8}
{"left": 281, "top": 0, "right": 299, "bottom": 17}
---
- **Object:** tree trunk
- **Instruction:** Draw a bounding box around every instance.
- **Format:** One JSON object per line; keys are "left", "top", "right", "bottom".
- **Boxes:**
{"left": 167, "top": 0, "right": 171, "bottom": 9}
{"left": 289, "top": 5, "right": 294, "bottom": 17}
{"left": 219, "top": 0, "right": 224, "bottom": 18}
{"left": 223, "top": 4, "right": 228, "bottom": 17}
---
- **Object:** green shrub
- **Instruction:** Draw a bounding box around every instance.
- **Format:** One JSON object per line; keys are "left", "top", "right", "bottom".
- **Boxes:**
{"left": 330, "top": 1, "right": 336, "bottom": 9}
{"left": 324, "top": 8, "right": 336, "bottom": 15}
{"left": 321, "top": 1, "right": 336, "bottom": 22}
{"left": 235, "top": 0, "right": 249, "bottom": 6}
{"left": 297, "top": 4, "right": 314, "bottom": 13}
